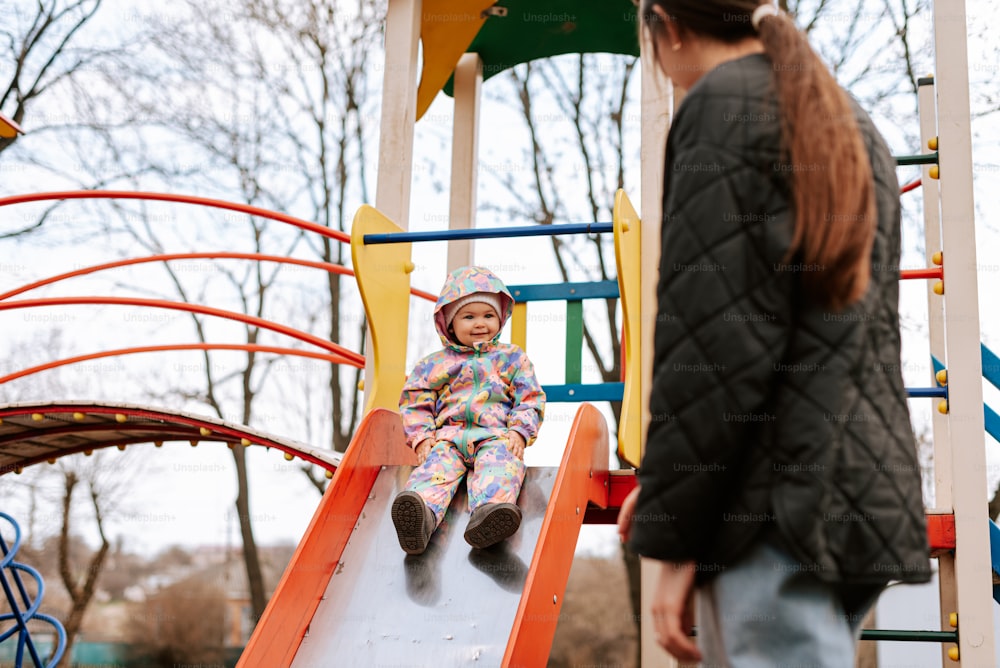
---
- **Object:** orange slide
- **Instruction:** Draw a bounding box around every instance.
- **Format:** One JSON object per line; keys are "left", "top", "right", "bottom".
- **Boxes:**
{"left": 238, "top": 405, "right": 610, "bottom": 667}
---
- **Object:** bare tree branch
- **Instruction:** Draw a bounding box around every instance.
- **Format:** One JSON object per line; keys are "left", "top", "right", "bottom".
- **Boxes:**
{"left": 1, "top": 0, "right": 108, "bottom": 155}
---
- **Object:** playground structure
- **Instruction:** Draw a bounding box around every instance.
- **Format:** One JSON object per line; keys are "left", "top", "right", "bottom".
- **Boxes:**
{"left": 0, "top": 1, "right": 997, "bottom": 667}
{"left": 1, "top": 514, "right": 65, "bottom": 668}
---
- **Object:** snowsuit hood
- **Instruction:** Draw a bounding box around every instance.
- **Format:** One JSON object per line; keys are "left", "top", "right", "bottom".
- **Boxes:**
{"left": 433, "top": 266, "right": 514, "bottom": 348}
{"left": 400, "top": 267, "right": 544, "bottom": 452}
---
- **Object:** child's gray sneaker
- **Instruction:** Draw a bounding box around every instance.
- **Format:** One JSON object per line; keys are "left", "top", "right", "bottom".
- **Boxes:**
{"left": 464, "top": 502, "right": 521, "bottom": 549}
{"left": 391, "top": 491, "right": 437, "bottom": 555}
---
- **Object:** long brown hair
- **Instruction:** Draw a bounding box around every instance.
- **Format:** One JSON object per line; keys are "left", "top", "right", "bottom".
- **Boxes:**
{"left": 641, "top": 1, "right": 877, "bottom": 311}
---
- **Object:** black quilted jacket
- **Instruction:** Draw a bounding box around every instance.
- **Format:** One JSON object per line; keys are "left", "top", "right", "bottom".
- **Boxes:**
{"left": 629, "top": 54, "right": 931, "bottom": 585}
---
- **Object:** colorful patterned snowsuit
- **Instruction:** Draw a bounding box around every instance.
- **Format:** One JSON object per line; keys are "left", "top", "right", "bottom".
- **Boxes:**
{"left": 400, "top": 266, "right": 545, "bottom": 525}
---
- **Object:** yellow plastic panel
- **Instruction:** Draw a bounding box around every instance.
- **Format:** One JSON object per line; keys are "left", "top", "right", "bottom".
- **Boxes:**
{"left": 351, "top": 205, "right": 413, "bottom": 413}
{"left": 613, "top": 189, "right": 642, "bottom": 467}
{"left": 415, "top": 0, "right": 493, "bottom": 120}
{"left": 511, "top": 302, "right": 527, "bottom": 350}
{"left": 0, "top": 112, "right": 22, "bottom": 138}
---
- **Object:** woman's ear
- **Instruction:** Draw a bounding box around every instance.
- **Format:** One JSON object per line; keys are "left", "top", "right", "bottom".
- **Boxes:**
{"left": 651, "top": 5, "right": 683, "bottom": 51}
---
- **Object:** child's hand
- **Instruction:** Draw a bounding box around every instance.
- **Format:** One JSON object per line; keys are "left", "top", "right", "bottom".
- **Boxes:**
{"left": 415, "top": 438, "right": 435, "bottom": 464}
{"left": 506, "top": 431, "right": 526, "bottom": 460}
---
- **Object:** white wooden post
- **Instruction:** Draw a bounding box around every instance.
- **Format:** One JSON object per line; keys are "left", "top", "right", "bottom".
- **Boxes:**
{"left": 638, "top": 34, "right": 677, "bottom": 668}
{"left": 917, "top": 74, "right": 958, "bottom": 664}
{"left": 447, "top": 53, "right": 482, "bottom": 271}
{"left": 375, "top": 0, "right": 421, "bottom": 225}
{"left": 364, "top": 0, "right": 421, "bottom": 408}
{"left": 932, "top": 1, "right": 995, "bottom": 662}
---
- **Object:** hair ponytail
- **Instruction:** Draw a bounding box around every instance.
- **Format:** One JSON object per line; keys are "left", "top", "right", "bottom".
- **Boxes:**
{"left": 757, "top": 11, "right": 876, "bottom": 311}
{"left": 640, "top": 1, "right": 878, "bottom": 311}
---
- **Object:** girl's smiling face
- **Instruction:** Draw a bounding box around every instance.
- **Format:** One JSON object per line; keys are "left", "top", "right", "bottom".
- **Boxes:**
{"left": 450, "top": 302, "right": 500, "bottom": 346}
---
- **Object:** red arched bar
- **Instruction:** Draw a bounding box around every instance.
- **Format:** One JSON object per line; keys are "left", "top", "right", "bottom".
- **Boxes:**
{"left": 0, "top": 191, "right": 350, "bottom": 243}
{"left": 0, "top": 343, "right": 362, "bottom": 386}
{"left": 0, "top": 252, "right": 436, "bottom": 302}
{"left": 900, "top": 178, "right": 922, "bottom": 194}
{"left": 0, "top": 297, "right": 364, "bottom": 363}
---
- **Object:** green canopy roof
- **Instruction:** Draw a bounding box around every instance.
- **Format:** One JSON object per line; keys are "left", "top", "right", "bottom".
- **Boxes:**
{"left": 417, "top": 0, "right": 639, "bottom": 118}
{"left": 441, "top": 0, "right": 641, "bottom": 96}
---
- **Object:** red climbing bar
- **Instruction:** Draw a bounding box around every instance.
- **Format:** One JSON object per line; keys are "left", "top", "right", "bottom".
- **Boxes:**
{"left": 900, "top": 267, "right": 944, "bottom": 280}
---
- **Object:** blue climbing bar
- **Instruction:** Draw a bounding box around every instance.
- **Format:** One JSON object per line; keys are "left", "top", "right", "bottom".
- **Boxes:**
{"left": 363, "top": 222, "right": 613, "bottom": 244}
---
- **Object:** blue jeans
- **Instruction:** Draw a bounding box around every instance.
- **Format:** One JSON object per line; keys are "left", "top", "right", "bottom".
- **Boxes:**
{"left": 696, "top": 539, "right": 882, "bottom": 667}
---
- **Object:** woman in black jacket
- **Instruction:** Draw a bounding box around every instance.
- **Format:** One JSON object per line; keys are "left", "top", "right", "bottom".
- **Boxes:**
{"left": 617, "top": 2, "right": 931, "bottom": 665}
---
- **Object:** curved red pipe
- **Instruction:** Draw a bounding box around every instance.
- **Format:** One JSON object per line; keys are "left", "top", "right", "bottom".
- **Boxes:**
{"left": 0, "top": 297, "right": 364, "bottom": 364}
{"left": 0, "top": 191, "right": 350, "bottom": 243}
{"left": 0, "top": 252, "right": 436, "bottom": 302}
{"left": 0, "top": 253, "right": 348, "bottom": 301}
{"left": 0, "top": 343, "right": 362, "bottom": 385}
{"left": 900, "top": 179, "right": 922, "bottom": 194}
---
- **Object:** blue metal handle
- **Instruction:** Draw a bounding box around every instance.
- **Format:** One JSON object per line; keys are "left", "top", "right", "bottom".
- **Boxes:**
{"left": 363, "top": 222, "right": 613, "bottom": 245}
{"left": 906, "top": 387, "right": 947, "bottom": 398}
